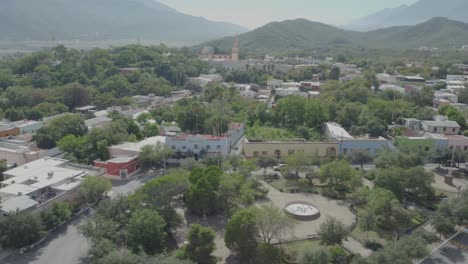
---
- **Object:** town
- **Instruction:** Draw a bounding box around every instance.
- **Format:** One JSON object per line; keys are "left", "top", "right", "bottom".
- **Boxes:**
{"left": 0, "top": 1, "right": 468, "bottom": 264}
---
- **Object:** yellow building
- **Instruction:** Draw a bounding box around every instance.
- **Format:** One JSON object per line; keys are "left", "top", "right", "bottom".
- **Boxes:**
{"left": 243, "top": 139, "right": 339, "bottom": 159}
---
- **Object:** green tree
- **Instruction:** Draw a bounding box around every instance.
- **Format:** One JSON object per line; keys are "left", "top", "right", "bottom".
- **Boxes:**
{"left": 328, "top": 67, "right": 341, "bottom": 80}
{"left": 184, "top": 224, "right": 216, "bottom": 264}
{"left": 318, "top": 216, "right": 347, "bottom": 246}
{"left": 252, "top": 205, "right": 295, "bottom": 244}
{"left": 127, "top": 209, "right": 167, "bottom": 254}
{"left": 285, "top": 151, "right": 311, "bottom": 178}
{"left": 0, "top": 213, "right": 46, "bottom": 249}
{"left": 253, "top": 243, "right": 282, "bottom": 264}
{"left": 88, "top": 239, "right": 117, "bottom": 264}
{"left": 319, "top": 160, "right": 361, "bottom": 194}
{"left": 138, "top": 143, "right": 173, "bottom": 169}
{"left": 79, "top": 176, "right": 112, "bottom": 202}
{"left": 299, "top": 246, "right": 331, "bottom": 264}
{"left": 346, "top": 149, "right": 373, "bottom": 170}
{"left": 143, "top": 123, "right": 160, "bottom": 137}
{"left": 99, "top": 249, "right": 142, "bottom": 264}
{"left": 359, "top": 211, "right": 376, "bottom": 240}
{"left": 224, "top": 208, "right": 258, "bottom": 260}
{"left": 367, "top": 188, "right": 409, "bottom": 232}
{"left": 256, "top": 154, "right": 278, "bottom": 176}
{"left": 395, "top": 235, "right": 428, "bottom": 259}
{"left": 40, "top": 202, "right": 72, "bottom": 230}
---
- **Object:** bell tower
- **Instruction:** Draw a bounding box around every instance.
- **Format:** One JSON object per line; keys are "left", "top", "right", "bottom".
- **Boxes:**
{"left": 231, "top": 34, "right": 239, "bottom": 61}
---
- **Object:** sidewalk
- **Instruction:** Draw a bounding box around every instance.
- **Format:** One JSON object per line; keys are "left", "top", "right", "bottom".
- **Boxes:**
{"left": 342, "top": 236, "right": 373, "bottom": 257}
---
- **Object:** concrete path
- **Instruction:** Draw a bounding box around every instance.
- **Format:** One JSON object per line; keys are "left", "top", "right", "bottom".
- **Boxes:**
{"left": 342, "top": 236, "right": 372, "bottom": 257}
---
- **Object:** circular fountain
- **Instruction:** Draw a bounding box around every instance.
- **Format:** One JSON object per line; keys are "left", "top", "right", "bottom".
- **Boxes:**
{"left": 284, "top": 201, "right": 320, "bottom": 221}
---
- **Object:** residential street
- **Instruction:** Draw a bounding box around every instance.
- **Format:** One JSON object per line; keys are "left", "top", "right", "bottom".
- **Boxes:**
{"left": 1, "top": 172, "right": 157, "bottom": 264}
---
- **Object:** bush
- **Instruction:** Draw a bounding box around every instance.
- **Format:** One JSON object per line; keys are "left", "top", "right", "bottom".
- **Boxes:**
{"left": 364, "top": 240, "right": 383, "bottom": 251}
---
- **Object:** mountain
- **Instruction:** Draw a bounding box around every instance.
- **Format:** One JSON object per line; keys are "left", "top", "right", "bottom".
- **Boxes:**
{"left": 0, "top": 0, "right": 248, "bottom": 42}
{"left": 348, "top": 0, "right": 468, "bottom": 31}
{"left": 200, "top": 19, "right": 363, "bottom": 54}
{"left": 199, "top": 18, "right": 468, "bottom": 54}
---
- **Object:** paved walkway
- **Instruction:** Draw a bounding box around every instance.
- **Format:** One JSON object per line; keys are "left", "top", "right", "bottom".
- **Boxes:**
{"left": 342, "top": 237, "right": 372, "bottom": 257}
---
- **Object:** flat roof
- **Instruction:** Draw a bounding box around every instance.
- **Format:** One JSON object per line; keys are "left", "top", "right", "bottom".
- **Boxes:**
{"left": 422, "top": 120, "right": 461, "bottom": 128}
{"left": 1, "top": 195, "right": 38, "bottom": 213}
{"left": 0, "top": 183, "right": 38, "bottom": 196}
{"left": 75, "top": 105, "right": 97, "bottom": 111}
{"left": 1, "top": 157, "right": 85, "bottom": 188}
{"left": 108, "top": 156, "right": 137, "bottom": 163}
{"left": 85, "top": 116, "right": 112, "bottom": 127}
{"left": 109, "top": 136, "right": 166, "bottom": 153}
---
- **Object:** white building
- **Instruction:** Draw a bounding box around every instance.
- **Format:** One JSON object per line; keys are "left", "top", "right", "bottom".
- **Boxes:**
{"left": 108, "top": 136, "right": 166, "bottom": 158}
{"left": 379, "top": 84, "right": 406, "bottom": 93}
{"left": 0, "top": 157, "right": 102, "bottom": 214}
{"left": 434, "top": 91, "right": 458, "bottom": 104}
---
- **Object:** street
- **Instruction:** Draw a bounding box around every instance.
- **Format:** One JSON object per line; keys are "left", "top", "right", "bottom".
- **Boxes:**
{"left": 1, "top": 172, "right": 158, "bottom": 264}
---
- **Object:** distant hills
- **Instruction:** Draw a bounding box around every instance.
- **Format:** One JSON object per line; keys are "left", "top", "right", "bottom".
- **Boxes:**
{"left": 0, "top": 0, "right": 248, "bottom": 42}
{"left": 348, "top": 0, "right": 468, "bottom": 31}
{"left": 199, "top": 17, "right": 468, "bottom": 54}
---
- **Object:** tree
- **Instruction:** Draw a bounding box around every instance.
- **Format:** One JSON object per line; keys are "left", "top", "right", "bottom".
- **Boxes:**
{"left": 79, "top": 176, "right": 112, "bottom": 202}
{"left": 184, "top": 224, "right": 216, "bottom": 264}
{"left": 366, "top": 118, "right": 386, "bottom": 138}
{"left": 319, "top": 160, "right": 361, "bottom": 194}
{"left": 224, "top": 208, "right": 258, "bottom": 260}
{"left": 99, "top": 249, "right": 142, "bottom": 264}
{"left": 318, "top": 216, "right": 347, "bottom": 246}
{"left": 0, "top": 213, "right": 46, "bottom": 249}
{"left": 359, "top": 211, "right": 376, "bottom": 240}
{"left": 40, "top": 202, "right": 72, "bottom": 230}
{"left": 256, "top": 154, "right": 278, "bottom": 176}
{"left": 367, "top": 188, "right": 409, "bottom": 232}
{"left": 88, "top": 239, "right": 117, "bottom": 264}
{"left": 299, "top": 246, "right": 331, "bottom": 264}
{"left": 138, "top": 143, "right": 173, "bottom": 169}
{"left": 285, "top": 151, "right": 311, "bottom": 178}
{"left": 143, "top": 123, "right": 160, "bottom": 137}
{"left": 395, "top": 235, "right": 429, "bottom": 259}
{"left": 253, "top": 243, "right": 283, "bottom": 264}
{"left": 127, "top": 209, "right": 167, "bottom": 255}
{"left": 252, "top": 205, "right": 295, "bottom": 244}
{"left": 328, "top": 67, "right": 341, "bottom": 80}
{"left": 347, "top": 149, "right": 372, "bottom": 170}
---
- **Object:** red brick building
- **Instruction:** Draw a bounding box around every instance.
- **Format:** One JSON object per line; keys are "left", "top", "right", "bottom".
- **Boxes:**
{"left": 94, "top": 156, "right": 139, "bottom": 180}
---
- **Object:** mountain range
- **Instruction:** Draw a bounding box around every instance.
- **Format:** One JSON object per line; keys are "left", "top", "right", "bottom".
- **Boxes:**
{"left": 348, "top": 0, "right": 468, "bottom": 31}
{"left": 0, "top": 0, "right": 248, "bottom": 42}
{"left": 199, "top": 17, "right": 468, "bottom": 54}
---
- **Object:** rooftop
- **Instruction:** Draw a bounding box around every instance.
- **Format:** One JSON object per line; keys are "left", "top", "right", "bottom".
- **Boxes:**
{"left": 10, "top": 120, "right": 42, "bottom": 127}
{"left": 325, "top": 122, "right": 353, "bottom": 140}
{"left": 109, "top": 136, "right": 166, "bottom": 152}
{"left": 75, "top": 105, "right": 97, "bottom": 111}
{"left": 0, "top": 195, "right": 38, "bottom": 213}
{"left": 422, "top": 120, "right": 461, "bottom": 128}
{"left": 107, "top": 156, "right": 138, "bottom": 163}
{"left": 85, "top": 116, "right": 112, "bottom": 127}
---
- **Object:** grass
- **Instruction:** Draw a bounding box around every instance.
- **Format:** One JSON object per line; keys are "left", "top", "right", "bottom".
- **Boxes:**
{"left": 280, "top": 239, "right": 322, "bottom": 263}
{"left": 268, "top": 178, "right": 319, "bottom": 194}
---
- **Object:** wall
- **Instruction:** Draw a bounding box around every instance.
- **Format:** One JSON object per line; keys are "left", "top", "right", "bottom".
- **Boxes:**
{"left": 0, "top": 128, "right": 20, "bottom": 138}
{"left": 243, "top": 141, "right": 339, "bottom": 159}
{"left": 340, "top": 139, "right": 394, "bottom": 156}
{"left": 167, "top": 136, "right": 231, "bottom": 157}
{"left": 394, "top": 137, "right": 448, "bottom": 152}
{"left": 422, "top": 124, "right": 460, "bottom": 135}
{"left": 447, "top": 136, "right": 468, "bottom": 151}
{"left": 18, "top": 122, "right": 44, "bottom": 134}
{"left": 94, "top": 159, "right": 139, "bottom": 178}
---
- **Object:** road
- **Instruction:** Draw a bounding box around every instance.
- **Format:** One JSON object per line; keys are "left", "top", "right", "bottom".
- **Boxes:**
{"left": 1, "top": 172, "right": 158, "bottom": 264}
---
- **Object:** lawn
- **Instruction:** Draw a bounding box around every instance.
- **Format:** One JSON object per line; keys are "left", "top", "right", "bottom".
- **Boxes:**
{"left": 268, "top": 178, "right": 320, "bottom": 194}
{"left": 280, "top": 239, "right": 322, "bottom": 263}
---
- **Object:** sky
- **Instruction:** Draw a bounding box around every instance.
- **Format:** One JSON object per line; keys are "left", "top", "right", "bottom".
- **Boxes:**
{"left": 158, "top": 0, "right": 419, "bottom": 29}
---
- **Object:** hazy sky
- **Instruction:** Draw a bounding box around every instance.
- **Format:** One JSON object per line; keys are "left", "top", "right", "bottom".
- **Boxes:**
{"left": 158, "top": 0, "right": 419, "bottom": 29}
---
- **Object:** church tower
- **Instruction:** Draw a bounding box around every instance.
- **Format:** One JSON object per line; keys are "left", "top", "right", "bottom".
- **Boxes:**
{"left": 231, "top": 34, "right": 239, "bottom": 61}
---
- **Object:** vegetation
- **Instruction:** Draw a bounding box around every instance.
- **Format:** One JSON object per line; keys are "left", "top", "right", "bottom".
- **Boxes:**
{"left": 79, "top": 176, "right": 112, "bottom": 203}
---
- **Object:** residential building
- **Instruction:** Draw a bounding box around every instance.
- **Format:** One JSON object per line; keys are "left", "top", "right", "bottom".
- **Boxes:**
{"left": 376, "top": 73, "right": 397, "bottom": 84}
{"left": 132, "top": 94, "right": 164, "bottom": 107}
{"left": 243, "top": 139, "right": 338, "bottom": 159}
{"left": 94, "top": 156, "right": 139, "bottom": 180}
{"left": 446, "top": 75, "right": 467, "bottom": 82}
{"left": 10, "top": 120, "right": 43, "bottom": 134}
{"left": 108, "top": 136, "right": 166, "bottom": 158}
{"left": 325, "top": 122, "right": 394, "bottom": 156}
{"left": 379, "top": 84, "right": 406, "bottom": 93}
{"left": 0, "top": 157, "right": 103, "bottom": 214}
{"left": 85, "top": 116, "right": 112, "bottom": 130}
{"left": 446, "top": 135, "right": 468, "bottom": 151}
{"left": 300, "top": 81, "right": 321, "bottom": 91}
{"left": 240, "top": 90, "right": 257, "bottom": 99}
{"left": 74, "top": 105, "right": 97, "bottom": 114}
{"left": 397, "top": 75, "right": 426, "bottom": 82}
{"left": 394, "top": 133, "right": 449, "bottom": 153}
{"left": 421, "top": 120, "right": 461, "bottom": 135}
{"left": 275, "top": 87, "right": 301, "bottom": 97}
{"left": 0, "top": 122, "right": 20, "bottom": 138}
{"left": 167, "top": 134, "right": 231, "bottom": 158}
{"left": 434, "top": 91, "right": 458, "bottom": 103}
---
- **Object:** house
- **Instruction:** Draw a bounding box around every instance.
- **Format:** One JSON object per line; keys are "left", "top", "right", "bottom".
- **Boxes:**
{"left": 425, "top": 79, "right": 446, "bottom": 87}
{"left": 324, "top": 122, "right": 394, "bottom": 156}
{"left": 434, "top": 92, "right": 458, "bottom": 104}
{"left": 0, "top": 122, "right": 20, "bottom": 138}
{"left": 243, "top": 139, "right": 338, "bottom": 159}
{"left": 446, "top": 74, "right": 467, "bottom": 82}
{"left": 132, "top": 94, "right": 164, "bottom": 107}
{"left": 240, "top": 90, "right": 257, "bottom": 99}
{"left": 377, "top": 73, "right": 397, "bottom": 84}
{"left": 0, "top": 141, "right": 47, "bottom": 166}
{"left": 108, "top": 136, "right": 166, "bottom": 158}
{"left": 10, "top": 120, "right": 43, "bottom": 134}
{"left": 300, "top": 81, "right": 321, "bottom": 91}
{"left": 166, "top": 134, "right": 231, "bottom": 158}
{"left": 227, "top": 123, "right": 245, "bottom": 147}
{"left": 394, "top": 133, "right": 449, "bottom": 153}
{"left": 379, "top": 84, "right": 406, "bottom": 93}
{"left": 74, "top": 105, "right": 97, "bottom": 114}
{"left": 446, "top": 135, "right": 468, "bottom": 151}
{"left": 0, "top": 157, "right": 103, "bottom": 214}
{"left": 275, "top": 88, "right": 301, "bottom": 97}
{"left": 159, "top": 124, "right": 182, "bottom": 136}
{"left": 85, "top": 116, "right": 113, "bottom": 130}
{"left": 421, "top": 120, "right": 461, "bottom": 135}
{"left": 94, "top": 156, "right": 139, "bottom": 180}
{"left": 397, "top": 75, "right": 426, "bottom": 82}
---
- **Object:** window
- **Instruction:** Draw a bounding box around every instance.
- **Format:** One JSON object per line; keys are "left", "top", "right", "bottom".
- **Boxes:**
{"left": 450, "top": 146, "right": 454, "bottom": 150}
{"left": 194, "top": 144, "right": 199, "bottom": 150}
{"left": 182, "top": 145, "right": 187, "bottom": 150}
{"left": 262, "top": 151, "right": 268, "bottom": 155}
{"left": 464, "top": 146, "right": 468, "bottom": 151}
{"left": 343, "top": 148, "right": 348, "bottom": 155}
{"left": 433, "top": 127, "right": 437, "bottom": 132}
{"left": 453, "top": 128, "right": 456, "bottom": 132}
{"left": 171, "top": 145, "right": 176, "bottom": 150}
{"left": 206, "top": 145, "right": 211, "bottom": 149}
{"left": 253, "top": 151, "right": 259, "bottom": 157}
{"left": 288, "top": 150, "right": 295, "bottom": 155}
{"left": 216, "top": 145, "right": 221, "bottom": 149}
{"left": 443, "top": 127, "right": 447, "bottom": 132}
